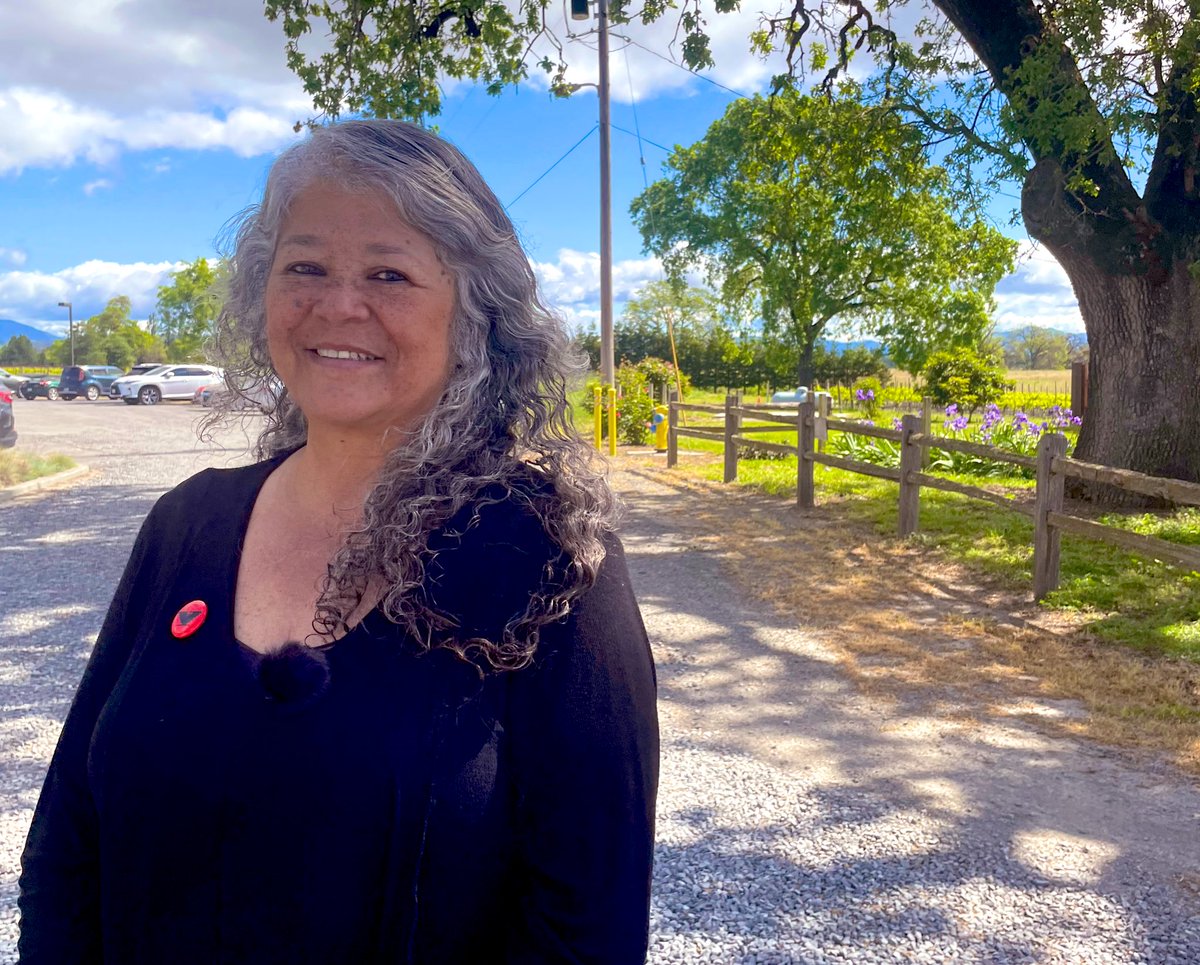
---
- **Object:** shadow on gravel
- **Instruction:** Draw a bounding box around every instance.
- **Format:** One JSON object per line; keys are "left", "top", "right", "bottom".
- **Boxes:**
{"left": 618, "top": 480, "right": 1200, "bottom": 961}
{"left": 0, "top": 482, "right": 164, "bottom": 781}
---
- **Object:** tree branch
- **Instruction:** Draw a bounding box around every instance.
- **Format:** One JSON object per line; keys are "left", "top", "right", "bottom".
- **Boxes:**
{"left": 934, "top": 0, "right": 1141, "bottom": 255}
{"left": 1144, "top": 31, "right": 1200, "bottom": 243}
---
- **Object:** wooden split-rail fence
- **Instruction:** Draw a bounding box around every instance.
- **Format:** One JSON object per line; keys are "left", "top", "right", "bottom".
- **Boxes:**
{"left": 665, "top": 391, "right": 1200, "bottom": 600}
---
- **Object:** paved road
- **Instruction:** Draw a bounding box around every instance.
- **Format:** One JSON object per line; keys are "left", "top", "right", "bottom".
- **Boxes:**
{"left": 2, "top": 399, "right": 1199, "bottom": 963}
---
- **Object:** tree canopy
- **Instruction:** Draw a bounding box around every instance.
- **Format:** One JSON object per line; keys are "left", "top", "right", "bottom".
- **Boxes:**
{"left": 151, "top": 257, "right": 224, "bottom": 362}
{"left": 630, "top": 86, "right": 1015, "bottom": 383}
{"left": 42, "top": 297, "right": 166, "bottom": 369}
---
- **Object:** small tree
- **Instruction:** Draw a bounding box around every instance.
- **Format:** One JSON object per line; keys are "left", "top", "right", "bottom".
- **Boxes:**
{"left": 0, "top": 335, "right": 36, "bottom": 366}
{"left": 921, "top": 349, "right": 1013, "bottom": 416}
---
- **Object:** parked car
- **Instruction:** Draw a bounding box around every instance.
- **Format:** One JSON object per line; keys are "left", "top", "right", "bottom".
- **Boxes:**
{"left": 0, "top": 368, "right": 27, "bottom": 391}
{"left": 108, "top": 362, "right": 167, "bottom": 398}
{"left": 58, "top": 365, "right": 124, "bottom": 401}
{"left": 19, "top": 374, "right": 60, "bottom": 401}
{"left": 0, "top": 388, "right": 16, "bottom": 447}
{"left": 116, "top": 364, "right": 223, "bottom": 405}
{"left": 194, "top": 376, "right": 281, "bottom": 411}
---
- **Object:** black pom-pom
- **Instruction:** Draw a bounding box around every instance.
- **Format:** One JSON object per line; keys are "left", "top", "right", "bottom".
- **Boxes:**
{"left": 255, "top": 642, "right": 331, "bottom": 705}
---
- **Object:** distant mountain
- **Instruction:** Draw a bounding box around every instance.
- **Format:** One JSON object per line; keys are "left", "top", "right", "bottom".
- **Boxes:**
{"left": 0, "top": 318, "right": 58, "bottom": 347}
{"left": 819, "top": 337, "right": 885, "bottom": 355}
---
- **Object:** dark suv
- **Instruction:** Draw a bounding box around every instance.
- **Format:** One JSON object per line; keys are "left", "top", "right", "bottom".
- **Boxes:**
{"left": 0, "top": 387, "right": 16, "bottom": 447}
{"left": 58, "top": 365, "right": 123, "bottom": 401}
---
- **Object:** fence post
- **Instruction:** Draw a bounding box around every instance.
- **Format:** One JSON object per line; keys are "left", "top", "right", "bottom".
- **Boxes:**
{"left": 667, "top": 388, "right": 678, "bottom": 468}
{"left": 920, "top": 396, "right": 932, "bottom": 470}
{"left": 816, "top": 392, "right": 831, "bottom": 453}
{"left": 1033, "top": 432, "right": 1069, "bottom": 600}
{"left": 723, "top": 391, "right": 741, "bottom": 483}
{"left": 1070, "top": 361, "right": 1089, "bottom": 421}
{"left": 898, "top": 413, "right": 922, "bottom": 537}
{"left": 797, "top": 397, "right": 815, "bottom": 508}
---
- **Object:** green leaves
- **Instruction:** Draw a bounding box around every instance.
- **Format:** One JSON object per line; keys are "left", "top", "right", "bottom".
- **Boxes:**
{"left": 631, "top": 85, "right": 1016, "bottom": 378}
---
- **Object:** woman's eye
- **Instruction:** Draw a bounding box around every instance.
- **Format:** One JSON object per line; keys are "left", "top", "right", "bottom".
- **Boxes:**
{"left": 372, "top": 269, "right": 408, "bottom": 282}
{"left": 285, "top": 262, "right": 322, "bottom": 276}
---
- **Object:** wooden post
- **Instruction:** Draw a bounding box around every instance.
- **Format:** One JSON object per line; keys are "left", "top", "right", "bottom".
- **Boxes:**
{"left": 723, "top": 391, "right": 741, "bottom": 483}
{"left": 667, "top": 388, "right": 678, "bottom": 468}
{"left": 898, "top": 413, "right": 922, "bottom": 537}
{"left": 920, "top": 396, "right": 932, "bottom": 470}
{"left": 1070, "top": 361, "right": 1089, "bottom": 420}
{"left": 1033, "top": 432, "right": 1069, "bottom": 600}
{"left": 797, "top": 397, "right": 815, "bottom": 508}
{"left": 816, "top": 392, "right": 831, "bottom": 453}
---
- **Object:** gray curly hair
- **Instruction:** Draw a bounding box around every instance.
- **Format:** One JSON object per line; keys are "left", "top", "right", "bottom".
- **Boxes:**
{"left": 208, "top": 119, "right": 615, "bottom": 669}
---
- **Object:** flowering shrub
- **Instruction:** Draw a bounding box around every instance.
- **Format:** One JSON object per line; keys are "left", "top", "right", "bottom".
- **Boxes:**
{"left": 852, "top": 376, "right": 882, "bottom": 419}
{"left": 830, "top": 402, "right": 1081, "bottom": 479}
{"left": 582, "top": 363, "right": 659, "bottom": 445}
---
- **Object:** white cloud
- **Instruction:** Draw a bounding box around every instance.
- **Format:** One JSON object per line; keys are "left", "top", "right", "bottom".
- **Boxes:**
{"left": 532, "top": 247, "right": 665, "bottom": 309}
{"left": 0, "top": 259, "right": 184, "bottom": 327}
{"left": 993, "top": 242, "right": 1085, "bottom": 334}
{"left": 82, "top": 178, "right": 113, "bottom": 196}
{"left": 0, "top": 87, "right": 303, "bottom": 175}
{"left": 0, "top": 247, "right": 26, "bottom": 267}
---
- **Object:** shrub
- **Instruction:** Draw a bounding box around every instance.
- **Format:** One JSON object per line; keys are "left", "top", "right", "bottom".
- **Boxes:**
{"left": 631, "top": 356, "right": 691, "bottom": 399}
{"left": 921, "top": 348, "right": 1013, "bottom": 414}
{"left": 583, "top": 364, "right": 660, "bottom": 446}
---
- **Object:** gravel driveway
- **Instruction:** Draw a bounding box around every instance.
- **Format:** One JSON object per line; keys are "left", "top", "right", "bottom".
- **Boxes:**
{"left": 2, "top": 399, "right": 1199, "bottom": 963}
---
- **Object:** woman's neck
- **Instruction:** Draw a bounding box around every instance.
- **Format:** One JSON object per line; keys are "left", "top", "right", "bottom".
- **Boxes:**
{"left": 280, "top": 430, "right": 392, "bottom": 526}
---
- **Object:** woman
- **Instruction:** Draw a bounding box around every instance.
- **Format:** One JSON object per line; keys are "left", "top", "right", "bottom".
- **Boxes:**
{"left": 18, "top": 120, "right": 659, "bottom": 964}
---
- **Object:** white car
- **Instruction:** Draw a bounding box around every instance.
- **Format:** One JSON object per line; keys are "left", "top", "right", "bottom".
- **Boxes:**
{"left": 117, "top": 364, "right": 223, "bottom": 405}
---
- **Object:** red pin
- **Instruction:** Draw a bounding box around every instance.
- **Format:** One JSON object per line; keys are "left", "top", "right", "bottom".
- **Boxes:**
{"left": 171, "top": 600, "right": 209, "bottom": 639}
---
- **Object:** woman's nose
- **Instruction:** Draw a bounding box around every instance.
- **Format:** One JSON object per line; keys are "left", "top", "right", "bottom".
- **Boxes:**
{"left": 312, "top": 279, "right": 372, "bottom": 321}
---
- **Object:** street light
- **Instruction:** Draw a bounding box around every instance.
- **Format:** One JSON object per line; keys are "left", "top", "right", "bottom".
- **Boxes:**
{"left": 57, "top": 301, "right": 74, "bottom": 365}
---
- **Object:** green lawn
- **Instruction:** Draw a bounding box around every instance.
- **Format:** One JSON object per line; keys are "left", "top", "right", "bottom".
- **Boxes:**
{"left": 0, "top": 450, "right": 75, "bottom": 487}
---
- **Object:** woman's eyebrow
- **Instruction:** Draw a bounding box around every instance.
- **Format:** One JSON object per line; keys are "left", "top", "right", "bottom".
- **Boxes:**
{"left": 278, "top": 234, "right": 321, "bottom": 248}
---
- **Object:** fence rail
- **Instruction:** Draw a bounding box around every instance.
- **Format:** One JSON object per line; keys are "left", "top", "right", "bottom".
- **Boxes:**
{"left": 665, "top": 391, "right": 1200, "bottom": 599}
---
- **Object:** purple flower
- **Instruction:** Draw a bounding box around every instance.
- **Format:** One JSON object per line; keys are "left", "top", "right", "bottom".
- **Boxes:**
{"left": 860, "top": 419, "right": 875, "bottom": 427}
{"left": 944, "top": 415, "right": 969, "bottom": 432}
{"left": 1013, "top": 412, "right": 1029, "bottom": 428}
{"left": 1071, "top": 416, "right": 1082, "bottom": 426}
{"left": 892, "top": 417, "right": 904, "bottom": 431}
{"left": 855, "top": 388, "right": 875, "bottom": 402}
{"left": 944, "top": 403, "right": 958, "bottom": 417}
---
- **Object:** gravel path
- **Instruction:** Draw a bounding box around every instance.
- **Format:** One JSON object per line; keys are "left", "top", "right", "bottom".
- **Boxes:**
{"left": 2, "top": 401, "right": 1199, "bottom": 963}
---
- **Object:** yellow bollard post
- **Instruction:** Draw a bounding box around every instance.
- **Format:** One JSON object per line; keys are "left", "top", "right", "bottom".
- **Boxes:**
{"left": 607, "top": 386, "right": 617, "bottom": 456}
{"left": 593, "top": 386, "right": 602, "bottom": 451}
{"left": 653, "top": 404, "right": 669, "bottom": 452}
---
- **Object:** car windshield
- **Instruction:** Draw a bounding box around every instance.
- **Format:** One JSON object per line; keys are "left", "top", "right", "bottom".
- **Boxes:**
{"left": 129, "top": 365, "right": 170, "bottom": 378}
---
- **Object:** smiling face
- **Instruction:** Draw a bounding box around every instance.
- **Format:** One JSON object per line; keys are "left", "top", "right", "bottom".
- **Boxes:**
{"left": 264, "top": 180, "right": 457, "bottom": 446}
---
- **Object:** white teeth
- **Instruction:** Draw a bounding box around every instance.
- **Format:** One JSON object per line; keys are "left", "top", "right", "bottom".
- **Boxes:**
{"left": 314, "top": 348, "right": 378, "bottom": 361}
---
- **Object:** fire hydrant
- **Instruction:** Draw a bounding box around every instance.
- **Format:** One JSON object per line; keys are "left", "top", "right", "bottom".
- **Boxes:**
{"left": 653, "top": 405, "right": 669, "bottom": 452}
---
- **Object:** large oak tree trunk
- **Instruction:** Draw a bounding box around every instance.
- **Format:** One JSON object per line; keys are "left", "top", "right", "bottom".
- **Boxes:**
{"left": 1060, "top": 255, "right": 1200, "bottom": 499}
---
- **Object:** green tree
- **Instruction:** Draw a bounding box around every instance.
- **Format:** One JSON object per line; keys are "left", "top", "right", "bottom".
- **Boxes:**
{"left": 0, "top": 335, "right": 36, "bottom": 366}
{"left": 153, "top": 257, "right": 223, "bottom": 361}
{"left": 922, "top": 348, "right": 1013, "bottom": 415}
{"left": 630, "top": 87, "right": 1015, "bottom": 387}
{"left": 1004, "top": 325, "right": 1071, "bottom": 370}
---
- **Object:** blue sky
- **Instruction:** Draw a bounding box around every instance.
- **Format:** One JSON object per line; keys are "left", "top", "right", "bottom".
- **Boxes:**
{"left": 0, "top": 0, "right": 1084, "bottom": 339}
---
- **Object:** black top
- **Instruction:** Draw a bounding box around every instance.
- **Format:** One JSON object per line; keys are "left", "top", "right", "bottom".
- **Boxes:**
{"left": 18, "top": 458, "right": 659, "bottom": 964}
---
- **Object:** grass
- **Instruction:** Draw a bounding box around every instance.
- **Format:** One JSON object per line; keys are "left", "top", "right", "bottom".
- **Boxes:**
{"left": 0, "top": 450, "right": 75, "bottom": 487}
{"left": 681, "top": 438, "right": 1200, "bottom": 663}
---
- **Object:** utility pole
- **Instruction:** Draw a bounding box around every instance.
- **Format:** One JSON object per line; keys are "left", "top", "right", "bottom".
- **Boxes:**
{"left": 597, "top": 0, "right": 614, "bottom": 389}
{"left": 572, "top": 0, "right": 614, "bottom": 388}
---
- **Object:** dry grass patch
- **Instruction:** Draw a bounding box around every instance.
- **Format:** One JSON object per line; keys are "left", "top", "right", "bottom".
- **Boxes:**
{"left": 615, "top": 455, "right": 1200, "bottom": 775}
{"left": 0, "top": 450, "right": 74, "bottom": 487}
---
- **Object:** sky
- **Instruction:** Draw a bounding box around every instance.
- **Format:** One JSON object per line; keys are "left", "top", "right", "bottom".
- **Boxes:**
{"left": 0, "top": 0, "right": 1085, "bottom": 340}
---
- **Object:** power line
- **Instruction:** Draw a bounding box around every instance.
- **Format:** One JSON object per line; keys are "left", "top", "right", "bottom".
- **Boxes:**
{"left": 611, "top": 124, "right": 673, "bottom": 155}
{"left": 619, "top": 36, "right": 752, "bottom": 100}
{"left": 505, "top": 125, "right": 599, "bottom": 209}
